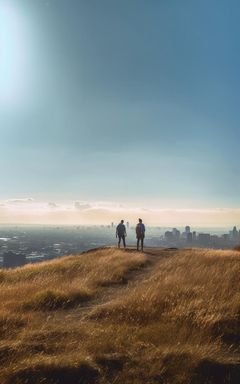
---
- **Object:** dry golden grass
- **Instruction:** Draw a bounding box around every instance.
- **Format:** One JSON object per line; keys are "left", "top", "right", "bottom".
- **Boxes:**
{"left": 0, "top": 247, "right": 239, "bottom": 384}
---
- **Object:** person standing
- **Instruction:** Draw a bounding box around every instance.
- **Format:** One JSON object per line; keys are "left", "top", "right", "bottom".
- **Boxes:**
{"left": 136, "top": 218, "right": 145, "bottom": 251}
{"left": 116, "top": 220, "right": 127, "bottom": 249}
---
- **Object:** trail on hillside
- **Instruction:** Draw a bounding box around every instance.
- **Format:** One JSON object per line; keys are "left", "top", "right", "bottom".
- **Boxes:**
{"left": 50, "top": 248, "right": 178, "bottom": 325}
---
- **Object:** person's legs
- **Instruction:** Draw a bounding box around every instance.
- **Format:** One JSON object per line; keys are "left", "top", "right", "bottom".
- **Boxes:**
{"left": 137, "top": 237, "right": 140, "bottom": 251}
{"left": 123, "top": 236, "right": 126, "bottom": 248}
{"left": 118, "top": 236, "right": 121, "bottom": 248}
{"left": 141, "top": 236, "right": 144, "bottom": 251}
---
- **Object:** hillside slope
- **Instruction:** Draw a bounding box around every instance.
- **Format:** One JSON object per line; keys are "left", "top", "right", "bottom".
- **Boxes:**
{"left": 0, "top": 247, "right": 239, "bottom": 384}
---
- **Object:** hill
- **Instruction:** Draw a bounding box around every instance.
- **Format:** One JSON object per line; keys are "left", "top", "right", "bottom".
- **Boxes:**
{"left": 0, "top": 247, "right": 239, "bottom": 384}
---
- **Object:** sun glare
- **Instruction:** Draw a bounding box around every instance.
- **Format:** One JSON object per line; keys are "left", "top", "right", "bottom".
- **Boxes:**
{"left": 0, "top": 1, "right": 30, "bottom": 106}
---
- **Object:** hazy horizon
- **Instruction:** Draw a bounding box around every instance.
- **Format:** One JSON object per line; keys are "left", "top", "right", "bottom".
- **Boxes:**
{"left": 1, "top": 0, "right": 239, "bottom": 226}
{"left": 0, "top": 198, "right": 239, "bottom": 227}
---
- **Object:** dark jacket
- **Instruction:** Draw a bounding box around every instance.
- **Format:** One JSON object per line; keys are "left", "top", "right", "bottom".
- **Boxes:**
{"left": 136, "top": 223, "right": 145, "bottom": 238}
{"left": 116, "top": 223, "right": 126, "bottom": 236}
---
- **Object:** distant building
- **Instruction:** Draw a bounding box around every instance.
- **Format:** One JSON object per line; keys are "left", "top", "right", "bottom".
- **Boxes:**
{"left": 172, "top": 228, "right": 180, "bottom": 240}
{"left": 231, "top": 226, "right": 239, "bottom": 241}
{"left": 222, "top": 234, "right": 230, "bottom": 241}
{"left": 165, "top": 231, "right": 174, "bottom": 241}
{"left": 186, "top": 232, "right": 193, "bottom": 243}
{"left": 210, "top": 235, "right": 221, "bottom": 248}
{"left": 181, "top": 225, "right": 191, "bottom": 240}
{"left": 198, "top": 233, "right": 211, "bottom": 246}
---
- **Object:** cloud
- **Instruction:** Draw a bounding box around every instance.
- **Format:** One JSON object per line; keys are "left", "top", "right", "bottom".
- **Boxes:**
{"left": 74, "top": 202, "right": 92, "bottom": 211}
{"left": 7, "top": 198, "right": 34, "bottom": 204}
{"left": 48, "top": 202, "right": 58, "bottom": 208}
{"left": 0, "top": 199, "right": 240, "bottom": 227}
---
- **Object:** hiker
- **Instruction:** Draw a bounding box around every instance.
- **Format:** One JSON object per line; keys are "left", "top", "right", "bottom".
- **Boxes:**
{"left": 136, "top": 218, "right": 145, "bottom": 251}
{"left": 116, "top": 220, "right": 127, "bottom": 249}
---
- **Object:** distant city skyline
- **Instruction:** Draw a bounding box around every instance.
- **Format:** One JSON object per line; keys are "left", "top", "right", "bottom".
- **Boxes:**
{"left": 1, "top": 224, "right": 238, "bottom": 268}
{"left": 0, "top": 0, "right": 239, "bottom": 225}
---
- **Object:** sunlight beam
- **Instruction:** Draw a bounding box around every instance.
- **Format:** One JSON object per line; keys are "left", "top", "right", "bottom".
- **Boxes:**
{"left": 0, "top": 1, "right": 30, "bottom": 107}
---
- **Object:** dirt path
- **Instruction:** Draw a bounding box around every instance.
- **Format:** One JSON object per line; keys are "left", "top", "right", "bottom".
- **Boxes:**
{"left": 50, "top": 247, "right": 178, "bottom": 325}
{"left": 87, "top": 248, "right": 176, "bottom": 306}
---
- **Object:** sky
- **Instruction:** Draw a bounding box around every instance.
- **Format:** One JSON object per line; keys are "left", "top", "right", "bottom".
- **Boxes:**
{"left": 0, "top": 0, "right": 239, "bottom": 226}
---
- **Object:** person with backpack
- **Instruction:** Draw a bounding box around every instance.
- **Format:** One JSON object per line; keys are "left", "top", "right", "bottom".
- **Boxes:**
{"left": 136, "top": 218, "right": 145, "bottom": 251}
{"left": 116, "top": 220, "right": 127, "bottom": 249}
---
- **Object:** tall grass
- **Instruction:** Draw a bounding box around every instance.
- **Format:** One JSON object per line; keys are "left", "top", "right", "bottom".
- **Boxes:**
{"left": 0, "top": 247, "right": 239, "bottom": 384}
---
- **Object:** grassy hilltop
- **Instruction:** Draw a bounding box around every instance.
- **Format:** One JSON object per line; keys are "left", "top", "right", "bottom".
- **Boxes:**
{"left": 0, "top": 247, "right": 239, "bottom": 384}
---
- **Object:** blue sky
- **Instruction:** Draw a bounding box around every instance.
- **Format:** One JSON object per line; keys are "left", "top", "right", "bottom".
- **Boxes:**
{"left": 0, "top": 0, "right": 239, "bottom": 224}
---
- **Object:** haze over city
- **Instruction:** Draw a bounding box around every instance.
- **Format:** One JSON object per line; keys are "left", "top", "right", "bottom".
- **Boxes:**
{"left": 1, "top": 0, "right": 239, "bottom": 226}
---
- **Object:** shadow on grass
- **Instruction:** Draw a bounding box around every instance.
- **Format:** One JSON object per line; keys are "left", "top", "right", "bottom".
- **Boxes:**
{"left": 211, "top": 317, "right": 240, "bottom": 345}
{"left": 7, "top": 363, "right": 99, "bottom": 384}
{"left": 23, "top": 290, "right": 93, "bottom": 311}
{"left": 96, "top": 353, "right": 126, "bottom": 378}
{"left": 190, "top": 358, "right": 240, "bottom": 384}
